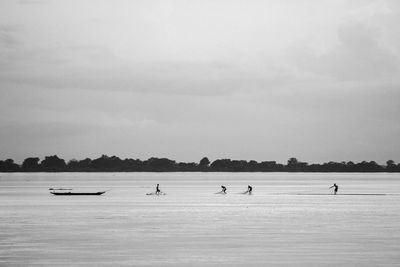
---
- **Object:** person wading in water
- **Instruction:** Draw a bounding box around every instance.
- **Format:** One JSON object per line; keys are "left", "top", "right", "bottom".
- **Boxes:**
{"left": 329, "top": 183, "right": 338, "bottom": 195}
{"left": 247, "top": 185, "right": 253, "bottom": 194}
{"left": 221, "top": 185, "right": 227, "bottom": 194}
{"left": 156, "top": 184, "right": 161, "bottom": 195}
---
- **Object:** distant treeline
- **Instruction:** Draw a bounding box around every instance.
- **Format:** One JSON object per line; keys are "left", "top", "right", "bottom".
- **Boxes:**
{"left": 1, "top": 155, "right": 400, "bottom": 172}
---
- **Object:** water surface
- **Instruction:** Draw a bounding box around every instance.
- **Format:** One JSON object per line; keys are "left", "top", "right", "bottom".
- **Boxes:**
{"left": 1, "top": 172, "right": 399, "bottom": 266}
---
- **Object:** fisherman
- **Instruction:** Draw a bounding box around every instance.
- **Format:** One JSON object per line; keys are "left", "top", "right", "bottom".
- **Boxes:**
{"left": 221, "top": 185, "right": 227, "bottom": 194}
{"left": 156, "top": 184, "right": 161, "bottom": 195}
{"left": 247, "top": 185, "right": 253, "bottom": 194}
{"left": 329, "top": 183, "right": 338, "bottom": 195}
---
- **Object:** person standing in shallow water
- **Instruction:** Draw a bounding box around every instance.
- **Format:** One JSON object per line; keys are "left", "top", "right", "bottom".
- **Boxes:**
{"left": 156, "top": 184, "right": 161, "bottom": 195}
{"left": 329, "top": 183, "right": 338, "bottom": 195}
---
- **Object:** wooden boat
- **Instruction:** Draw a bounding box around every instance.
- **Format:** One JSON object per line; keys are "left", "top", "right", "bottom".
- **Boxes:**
{"left": 50, "top": 191, "right": 106, "bottom": 196}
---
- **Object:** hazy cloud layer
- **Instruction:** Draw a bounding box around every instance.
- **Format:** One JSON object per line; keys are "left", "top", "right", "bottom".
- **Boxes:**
{"left": 1, "top": 0, "right": 400, "bottom": 163}
{"left": 290, "top": 22, "right": 399, "bottom": 81}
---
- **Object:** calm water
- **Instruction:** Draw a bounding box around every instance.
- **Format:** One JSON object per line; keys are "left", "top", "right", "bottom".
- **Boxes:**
{"left": 1, "top": 172, "right": 400, "bottom": 266}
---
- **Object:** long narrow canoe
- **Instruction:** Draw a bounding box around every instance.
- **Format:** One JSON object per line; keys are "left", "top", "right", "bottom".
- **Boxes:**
{"left": 50, "top": 191, "right": 106, "bottom": 196}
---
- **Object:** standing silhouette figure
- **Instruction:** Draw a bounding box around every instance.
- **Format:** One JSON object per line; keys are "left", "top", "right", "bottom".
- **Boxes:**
{"left": 156, "top": 184, "right": 161, "bottom": 195}
{"left": 329, "top": 183, "right": 338, "bottom": 195}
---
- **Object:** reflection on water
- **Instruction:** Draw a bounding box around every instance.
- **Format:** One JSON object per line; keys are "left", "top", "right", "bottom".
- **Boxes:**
{"left": 1, "top": 172, "right": 400, "bottom": 266}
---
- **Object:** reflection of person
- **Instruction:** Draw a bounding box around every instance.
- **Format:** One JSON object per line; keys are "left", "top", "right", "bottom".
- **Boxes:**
{"left": 221, "top": 185, "right": 227, "bottom": 194}
{"left": 329, "top": 183, "right": 338, "bottom": 195}
{"left": 156, "top": 184, "right": 161, "bottom": 195}
{"left": 247, "top": 185, "right": 253, "bottom": 194}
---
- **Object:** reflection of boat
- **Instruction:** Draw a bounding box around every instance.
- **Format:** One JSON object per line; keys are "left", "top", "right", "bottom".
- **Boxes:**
{"left": 50, "top": 191, "right": 106, "bottom": 196}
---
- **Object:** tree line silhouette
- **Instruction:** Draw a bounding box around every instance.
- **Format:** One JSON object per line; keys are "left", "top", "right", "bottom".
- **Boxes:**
{"left": 1, "top": 155, "right": 400, "bottom": 172}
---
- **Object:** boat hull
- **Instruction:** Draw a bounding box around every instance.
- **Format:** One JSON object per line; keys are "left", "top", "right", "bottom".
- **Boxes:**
{"left": 50, "top": 192, "right": 105, "bottom": 196}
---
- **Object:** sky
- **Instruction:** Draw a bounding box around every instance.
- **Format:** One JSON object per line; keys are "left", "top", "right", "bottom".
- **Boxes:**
{"left": 1, "top": 0, "right": 400, "bottom": 164}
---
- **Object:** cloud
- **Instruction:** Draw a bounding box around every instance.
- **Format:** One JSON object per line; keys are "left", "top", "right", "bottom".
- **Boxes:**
{"left": 0, "top": 25, "right": 21, "bottom": 47}
{"left": 1, "top": 0, "right": 400, "bottom": 163}
{"left": 290, "top": 22, "right": 399, "bottom": 81}
{"left": 18, "top": 0, "right": 47, "bottom": 5}
{"left": 0, "top": 42, "right": 296, "bottom": 96}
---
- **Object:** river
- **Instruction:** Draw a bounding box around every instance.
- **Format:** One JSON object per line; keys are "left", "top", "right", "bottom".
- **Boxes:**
{"left": 1, "top": 172, "right": 399, "bottom": 266}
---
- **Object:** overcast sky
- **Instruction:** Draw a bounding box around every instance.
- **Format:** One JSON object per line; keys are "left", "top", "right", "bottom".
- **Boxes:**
{"left": 1, "top": 0, "right": 400, "bottom": 164}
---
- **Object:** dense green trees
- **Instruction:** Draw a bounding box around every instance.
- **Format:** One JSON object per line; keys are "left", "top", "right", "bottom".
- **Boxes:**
{"left": 1, "top": 156, "right": 400, "bottom": 172}
{"left": 22, "top": 157, "right": 40, "bottom": 171}
{"left": 41, "top": 155, "right": 66, "bottom": 171}
{"left": 199, "top": 157, "right": 210, "bottom": 167}
{"left": 0, "top": 159, "right": 20, "bottom": 172}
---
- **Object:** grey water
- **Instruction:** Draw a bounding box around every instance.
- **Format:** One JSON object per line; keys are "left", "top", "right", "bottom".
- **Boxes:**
{"left": 1, "top": 172, "right": 400, "bottom": 266}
